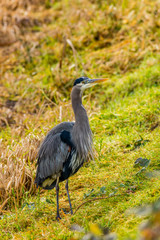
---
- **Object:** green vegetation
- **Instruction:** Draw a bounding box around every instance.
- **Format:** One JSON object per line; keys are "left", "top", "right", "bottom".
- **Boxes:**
{"left": 0, "top": 0, "right": 160, "bottom": 239}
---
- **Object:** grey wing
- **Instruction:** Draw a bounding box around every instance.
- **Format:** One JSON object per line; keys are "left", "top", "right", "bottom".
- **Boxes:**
{"left": 35, "top": 122, "right": 74, "bottom": 187}
{"left": 43, "top": 121, "right": 74, "bottom": 138}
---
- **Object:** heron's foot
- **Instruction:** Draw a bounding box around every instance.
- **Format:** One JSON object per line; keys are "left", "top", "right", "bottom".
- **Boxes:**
{"left": 61, "top": 208, "right": 73, "bottom": 215}
{"left": 62, "top": 208, "right": 73, "bottom": 215}
{"left": 56, "top": 214, "right": 61, "bottom": 221}
{"left": 71, "top": 209, "right": 73, "bottom": 215}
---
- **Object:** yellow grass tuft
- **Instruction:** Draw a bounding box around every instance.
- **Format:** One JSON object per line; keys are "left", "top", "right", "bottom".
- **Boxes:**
{"left": 0, "top": 135, "right": 40, "bottom": 211}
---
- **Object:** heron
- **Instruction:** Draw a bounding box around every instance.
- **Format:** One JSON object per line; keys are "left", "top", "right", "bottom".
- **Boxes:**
{"left": 35, "top": 76, "right": 108, "bottom": 220}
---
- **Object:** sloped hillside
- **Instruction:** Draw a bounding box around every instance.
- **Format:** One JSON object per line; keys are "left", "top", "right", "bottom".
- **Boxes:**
{"left": 0, "top": 0, "right": 160, "bottom": 239}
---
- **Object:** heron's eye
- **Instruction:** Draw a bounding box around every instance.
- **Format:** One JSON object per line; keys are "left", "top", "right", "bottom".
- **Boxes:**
{"left": 84, "top": 79, "right": 90, "bottom": 84}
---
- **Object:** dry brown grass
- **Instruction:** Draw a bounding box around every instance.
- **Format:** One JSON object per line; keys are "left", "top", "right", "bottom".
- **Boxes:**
{"left": 0, "top": 133, "right": 40, "bottom": 211}
{"left": 0, "top": 0, "right": 47, "bottom": 209}
{"left": 0, "top": 0, "right": 50, "bottom": 60}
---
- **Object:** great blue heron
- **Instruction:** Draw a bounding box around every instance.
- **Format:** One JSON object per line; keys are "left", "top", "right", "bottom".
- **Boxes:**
{"left": 35, "top": 76, "right": 108, "bottom": 219}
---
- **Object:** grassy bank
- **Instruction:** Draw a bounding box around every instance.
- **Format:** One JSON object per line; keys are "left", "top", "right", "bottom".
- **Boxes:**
{"left": 0, "top": 0, "right": 160, "bottom": 239}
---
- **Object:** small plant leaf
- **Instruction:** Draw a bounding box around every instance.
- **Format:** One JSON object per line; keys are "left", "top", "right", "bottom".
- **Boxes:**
{"left": 21, "top": 202, "right": 35, "bottom": 210}
{"left": 83, "top": 189, "right": 95, "bottom": 199}
{"left": 109, "top": 192, "right": 115, "bottom": 197}
{"left": 109, "top": 189, "right": 118, "bottom": 197}
{"left": 134, "top": 158, "right": 151, "bottom": 168}
{"left": 119, "top": 183, "right": 126, "bottom": 188}
{"left": 100, "top": 186, "right": 106, "bottom": 194}
{"left": 133, "top": 137, "right": 150, "bottom": 149}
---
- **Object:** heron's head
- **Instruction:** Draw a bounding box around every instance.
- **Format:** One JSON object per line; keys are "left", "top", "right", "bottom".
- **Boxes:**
{"left": 73, "top": 76, "right": 108, "bottom": 92}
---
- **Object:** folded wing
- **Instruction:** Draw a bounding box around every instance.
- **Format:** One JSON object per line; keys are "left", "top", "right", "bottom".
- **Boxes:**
{"left": 35, "top": 122, "right": 74, "bottom": 189}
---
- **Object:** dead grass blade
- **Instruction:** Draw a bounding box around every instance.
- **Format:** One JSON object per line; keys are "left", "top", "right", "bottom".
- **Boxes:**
{"left": 0, "top": 197, "right": 10, "bottom": 213}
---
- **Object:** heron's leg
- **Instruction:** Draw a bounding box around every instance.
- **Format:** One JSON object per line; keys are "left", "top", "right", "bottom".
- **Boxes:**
{"left": 56, "top": 177, "right": 61, "bottom": 220}
{"left": 65, "top": 179, "right": 73, "bottom": 215}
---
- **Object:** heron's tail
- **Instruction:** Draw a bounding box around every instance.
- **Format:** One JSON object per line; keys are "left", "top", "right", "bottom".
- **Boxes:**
{"left": 42, "top": 180, "right": 56, "bottom": 190}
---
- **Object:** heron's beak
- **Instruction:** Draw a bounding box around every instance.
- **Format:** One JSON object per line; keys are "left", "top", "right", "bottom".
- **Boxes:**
{"left": 89, "top": 78, "right": 109, "bottom": 83}
{"left": 82, "top": 78, "right": 109, "bottom": 91}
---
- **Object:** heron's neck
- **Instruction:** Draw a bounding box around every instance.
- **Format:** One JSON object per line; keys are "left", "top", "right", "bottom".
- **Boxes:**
{"left": 71, "top": 87, "right": 88, "bottom": 123}
{"left": 71, "top": 87, "right": 93, "bottom": 160}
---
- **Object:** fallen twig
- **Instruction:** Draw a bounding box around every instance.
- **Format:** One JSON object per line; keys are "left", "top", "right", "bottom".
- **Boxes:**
{"left": 74, "top": 193, "right": 127, "bottom": 215}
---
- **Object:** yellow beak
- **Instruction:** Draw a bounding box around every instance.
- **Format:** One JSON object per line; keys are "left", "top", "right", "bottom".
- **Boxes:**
{"left": 90, "top": 78, "right": 109, "bottom": 83}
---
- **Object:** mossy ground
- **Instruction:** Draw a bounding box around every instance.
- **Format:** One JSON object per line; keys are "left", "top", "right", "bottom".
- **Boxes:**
{"left": 0, "top": 0, "right": 160, "bottom": 239}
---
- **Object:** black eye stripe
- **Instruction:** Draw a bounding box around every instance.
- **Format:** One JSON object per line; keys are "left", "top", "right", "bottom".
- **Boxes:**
{"left": 73, "top": 77, "right": 89, "bottom": 86}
